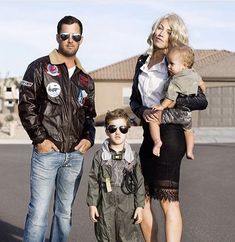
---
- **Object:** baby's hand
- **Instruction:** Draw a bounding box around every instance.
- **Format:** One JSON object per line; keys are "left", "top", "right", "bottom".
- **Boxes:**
{"left": 89, "top": 206, "right": 99, "bottom": 223}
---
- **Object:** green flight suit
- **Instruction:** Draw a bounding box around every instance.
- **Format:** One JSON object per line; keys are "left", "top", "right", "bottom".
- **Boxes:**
{"left": 87, "top": 140, "right": 145, "bottom": 242}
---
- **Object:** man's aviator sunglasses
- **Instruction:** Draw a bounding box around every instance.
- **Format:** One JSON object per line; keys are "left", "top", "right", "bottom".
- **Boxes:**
{"left": 106, "top": 125, "right": 129, "bottom": 134}
{"left": 59, "top": 33, "right": 82, "bottom": 42}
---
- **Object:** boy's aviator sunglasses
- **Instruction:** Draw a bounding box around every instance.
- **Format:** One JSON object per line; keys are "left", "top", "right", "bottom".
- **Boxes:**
{"left": 59, "top": 32, "right": 82, "bottom": 42}
{"left": 106, "top": 125, "right": 129, "bottom": 134}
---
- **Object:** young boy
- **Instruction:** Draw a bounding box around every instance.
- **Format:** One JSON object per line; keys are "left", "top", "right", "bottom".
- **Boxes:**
{"left": 87, "top": 108, "right": 145, "bottom": 242}
{"left": 150, "top": 45, "right": 206, "bottom": 159}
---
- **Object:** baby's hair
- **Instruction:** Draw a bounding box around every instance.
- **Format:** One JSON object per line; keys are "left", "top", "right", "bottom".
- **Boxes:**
{"left": 105, "top": 108, "right": 131, "bottom": 128}
{"left": 168, "top": 44, "right": 195, "bottom": 68}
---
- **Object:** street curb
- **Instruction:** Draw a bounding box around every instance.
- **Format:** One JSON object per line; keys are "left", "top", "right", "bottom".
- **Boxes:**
{"left": 1, "top": 127, "right": 235, "bottom": 144}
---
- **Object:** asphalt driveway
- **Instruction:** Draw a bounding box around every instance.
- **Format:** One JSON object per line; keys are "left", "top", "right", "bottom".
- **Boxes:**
{"left": 0, "top": 143, "right": 235, "bottom": 242}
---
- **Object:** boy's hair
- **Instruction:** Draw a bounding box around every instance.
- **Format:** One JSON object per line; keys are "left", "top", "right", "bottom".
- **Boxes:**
{"left": 168, "top": 44, "right": 195, "bottom": 68}
{"left": 105, "top": 109, "right": 131, "bottom": 128}
{"left": 57, "top": 15, "right": 83, "bottom": 35}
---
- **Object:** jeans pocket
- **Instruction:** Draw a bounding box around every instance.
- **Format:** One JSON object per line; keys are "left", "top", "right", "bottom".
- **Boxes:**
{"left": 34, "top": 147, "right": 56, "bottom": 156}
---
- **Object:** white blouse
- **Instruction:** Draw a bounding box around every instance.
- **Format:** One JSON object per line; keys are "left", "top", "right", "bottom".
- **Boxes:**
{"left": 138, "top": 56, "right": 169, "bottom": 107}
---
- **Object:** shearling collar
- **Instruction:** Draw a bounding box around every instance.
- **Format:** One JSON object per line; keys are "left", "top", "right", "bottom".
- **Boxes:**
{"left": 49, "top": 49, "right": 85, "bottom": 72}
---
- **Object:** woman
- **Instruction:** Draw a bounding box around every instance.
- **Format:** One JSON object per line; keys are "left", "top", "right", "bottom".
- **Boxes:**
{"left": 130, "top": 13, "right": 207, "bottom": 242}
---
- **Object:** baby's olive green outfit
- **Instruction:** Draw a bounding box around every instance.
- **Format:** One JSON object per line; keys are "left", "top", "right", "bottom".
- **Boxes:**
{"left": 87, "top": 140, "right": 145, "bottom": 242}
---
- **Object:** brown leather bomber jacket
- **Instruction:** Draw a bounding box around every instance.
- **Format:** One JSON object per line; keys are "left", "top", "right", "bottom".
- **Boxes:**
{"left": 18, "top": 49, "right": 96, "bottom": 153}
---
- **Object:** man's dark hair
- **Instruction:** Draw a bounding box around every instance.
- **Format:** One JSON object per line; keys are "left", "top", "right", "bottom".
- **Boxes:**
{"left": 57, "top": 16, "right": 83, "bottom": 35}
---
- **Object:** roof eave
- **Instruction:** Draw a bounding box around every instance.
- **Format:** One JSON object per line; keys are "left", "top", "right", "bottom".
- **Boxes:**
{"left": 203, "top": 76, "right": 235, "bottom": 82}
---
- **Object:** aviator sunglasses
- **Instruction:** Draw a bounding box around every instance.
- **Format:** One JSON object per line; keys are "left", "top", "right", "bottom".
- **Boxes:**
{"left": 59, "top": 32, "right": 82, "bottom": 42}
{"left": 106, "top": 125, "right": 129, "bottom": 134}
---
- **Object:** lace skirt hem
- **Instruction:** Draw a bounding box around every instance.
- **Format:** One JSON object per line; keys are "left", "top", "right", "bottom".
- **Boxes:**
{"left": 145, "top": 181, "right": 179, "bottom": 201}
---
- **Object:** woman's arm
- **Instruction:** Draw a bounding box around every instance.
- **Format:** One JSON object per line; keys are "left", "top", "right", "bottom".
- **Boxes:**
{"left": 175, "top": 88, "right": 208, "bottom": 111}
{"left": 130, "top": 54, "right": 149, "bottom": 119}
{"left": 129, "top": 88, "right": 148, "bottom": 120}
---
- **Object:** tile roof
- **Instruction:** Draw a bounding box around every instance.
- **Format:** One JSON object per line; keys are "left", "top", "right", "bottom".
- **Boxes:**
{"left": 196, "top": 52, "right": 235, "bottom": 79}
{"left": 90, "top": 55, "right": 138, "bottom": 81}
{"left": 89, "top": 49, "right": 235, "bottom": 81}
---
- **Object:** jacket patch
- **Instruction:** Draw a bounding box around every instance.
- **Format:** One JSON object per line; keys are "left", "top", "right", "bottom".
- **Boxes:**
{"left": 46, "top": 64, "right": 61, "bottom": 77}
{"left": 78, "top": 89, "right": 88, "bottom": 106}
{"left": 79, "top": 75, "right": 89, "bottom": 87}
{"left": 46, "top": 82, "right": 61, "bottom": 97}
{"left": 21, "top": 80, "right": 33, "bottom": 87}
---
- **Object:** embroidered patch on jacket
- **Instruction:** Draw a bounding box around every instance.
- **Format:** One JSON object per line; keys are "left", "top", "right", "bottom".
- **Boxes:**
{"left": 79, "top": 75, "right": 89, "bottom": 86}
{"left": 46, "top": 82, "right": 61, "bottom": 97}
{"left": 21, "top": 80, "right": 33, "bottom": 87}
{"left": 78, "top": 89, "right": 88, "bottom": 106}
{"left": 46, "top": 64, "right": 61, "bottom": 77}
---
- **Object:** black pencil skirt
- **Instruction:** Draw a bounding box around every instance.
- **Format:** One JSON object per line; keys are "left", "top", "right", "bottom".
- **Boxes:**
{"left": 139, "top": 123, "right": 186, "bottom": 201}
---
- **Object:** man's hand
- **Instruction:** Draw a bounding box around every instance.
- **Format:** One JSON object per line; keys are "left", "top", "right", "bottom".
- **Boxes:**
{"left": 74, "top": 139, "right": 91, "bottom": 153}
{"left": 36, "top": 139, "right": 59, "bottom": 153}
{"left": 89, "top": 206, "right": 99, "bottom": 223}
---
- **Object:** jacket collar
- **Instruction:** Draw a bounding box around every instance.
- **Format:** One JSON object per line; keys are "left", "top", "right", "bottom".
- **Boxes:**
{"left": 49, "top": 49, "right": 86, "bottom": 72}
{"left": 101, "top": 139, "right": 134, "bottom": 163}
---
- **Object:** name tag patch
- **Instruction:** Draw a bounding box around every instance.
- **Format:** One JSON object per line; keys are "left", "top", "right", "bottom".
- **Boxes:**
{"left": 21, "top": 80, "right": 33, "bottom": 87}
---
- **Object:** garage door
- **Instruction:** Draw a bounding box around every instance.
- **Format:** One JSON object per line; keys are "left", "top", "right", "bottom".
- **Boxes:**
{"left": 199, "top": 86, "right": 235, "bottom": 127}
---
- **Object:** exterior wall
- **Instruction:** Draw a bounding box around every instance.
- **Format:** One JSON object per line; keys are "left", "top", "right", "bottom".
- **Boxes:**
{"left": 95, "top": 80, "right": 132, "bottom": 116}
{"left": 199, "top": 86, "right": 235, "bottom": 127}
{"left": 95, "top": 79, "right": 235, "bottom": 127}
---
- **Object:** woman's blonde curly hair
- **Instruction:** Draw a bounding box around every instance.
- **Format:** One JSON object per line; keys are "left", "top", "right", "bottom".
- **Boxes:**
{"left": 147, "top": 13, "right": 189, "bottom": 55}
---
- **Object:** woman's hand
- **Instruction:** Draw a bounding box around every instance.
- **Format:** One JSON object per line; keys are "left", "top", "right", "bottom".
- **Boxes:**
{"left": 143, "top": 109, "right": 161, "bottom": 123}
{"left": 152, "top": 104, "right": 164, "bottom": 111}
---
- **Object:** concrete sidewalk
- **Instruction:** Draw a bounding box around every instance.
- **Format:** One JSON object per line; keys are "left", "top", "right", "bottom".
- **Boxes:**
{"left": 0, "top": 125, "right": 235, "bottom": 144}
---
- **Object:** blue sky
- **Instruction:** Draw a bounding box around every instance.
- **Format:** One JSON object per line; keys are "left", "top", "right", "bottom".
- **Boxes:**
{"left": 1, "top": 0, "right": 235, "bottom": 77}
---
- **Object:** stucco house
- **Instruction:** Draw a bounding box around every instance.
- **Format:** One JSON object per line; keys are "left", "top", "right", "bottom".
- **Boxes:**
{"left": 0, "top": 77, "right": 20, "bottom": 114}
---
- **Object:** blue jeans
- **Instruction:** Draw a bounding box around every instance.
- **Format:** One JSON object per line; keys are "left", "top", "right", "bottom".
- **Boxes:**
{"left": 23, "top": 147, "right": 84, "bottom": 242}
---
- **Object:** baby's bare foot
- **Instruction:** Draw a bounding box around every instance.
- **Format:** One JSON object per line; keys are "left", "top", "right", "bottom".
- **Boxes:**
{"left": 186, "top": 152, "right": 195, "bottom": 160}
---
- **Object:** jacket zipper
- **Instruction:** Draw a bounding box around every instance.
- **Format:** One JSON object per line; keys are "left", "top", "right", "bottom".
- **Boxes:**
{"left": 64, "top": 66, "right": 72, "bottom": 152}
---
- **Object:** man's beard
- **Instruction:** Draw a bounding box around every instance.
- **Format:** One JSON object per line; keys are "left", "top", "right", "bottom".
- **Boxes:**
{"left": 58, "top": 45, "right": 79, "bottom": 57}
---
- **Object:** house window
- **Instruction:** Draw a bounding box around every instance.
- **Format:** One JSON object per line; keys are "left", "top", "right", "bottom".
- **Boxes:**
{"left": 122, "top": 87, "right": 131, "bottom": 105}
{"left": 6, "top": 87, "right": 12, "bottom": 92}
{"left": 5, "top": 100, "right": 14, "bottom": 107}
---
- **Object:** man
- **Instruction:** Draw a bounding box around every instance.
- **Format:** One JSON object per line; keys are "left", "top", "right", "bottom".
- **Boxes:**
{"left": 18, "top": 16, "right": 96, "bottom": 242}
